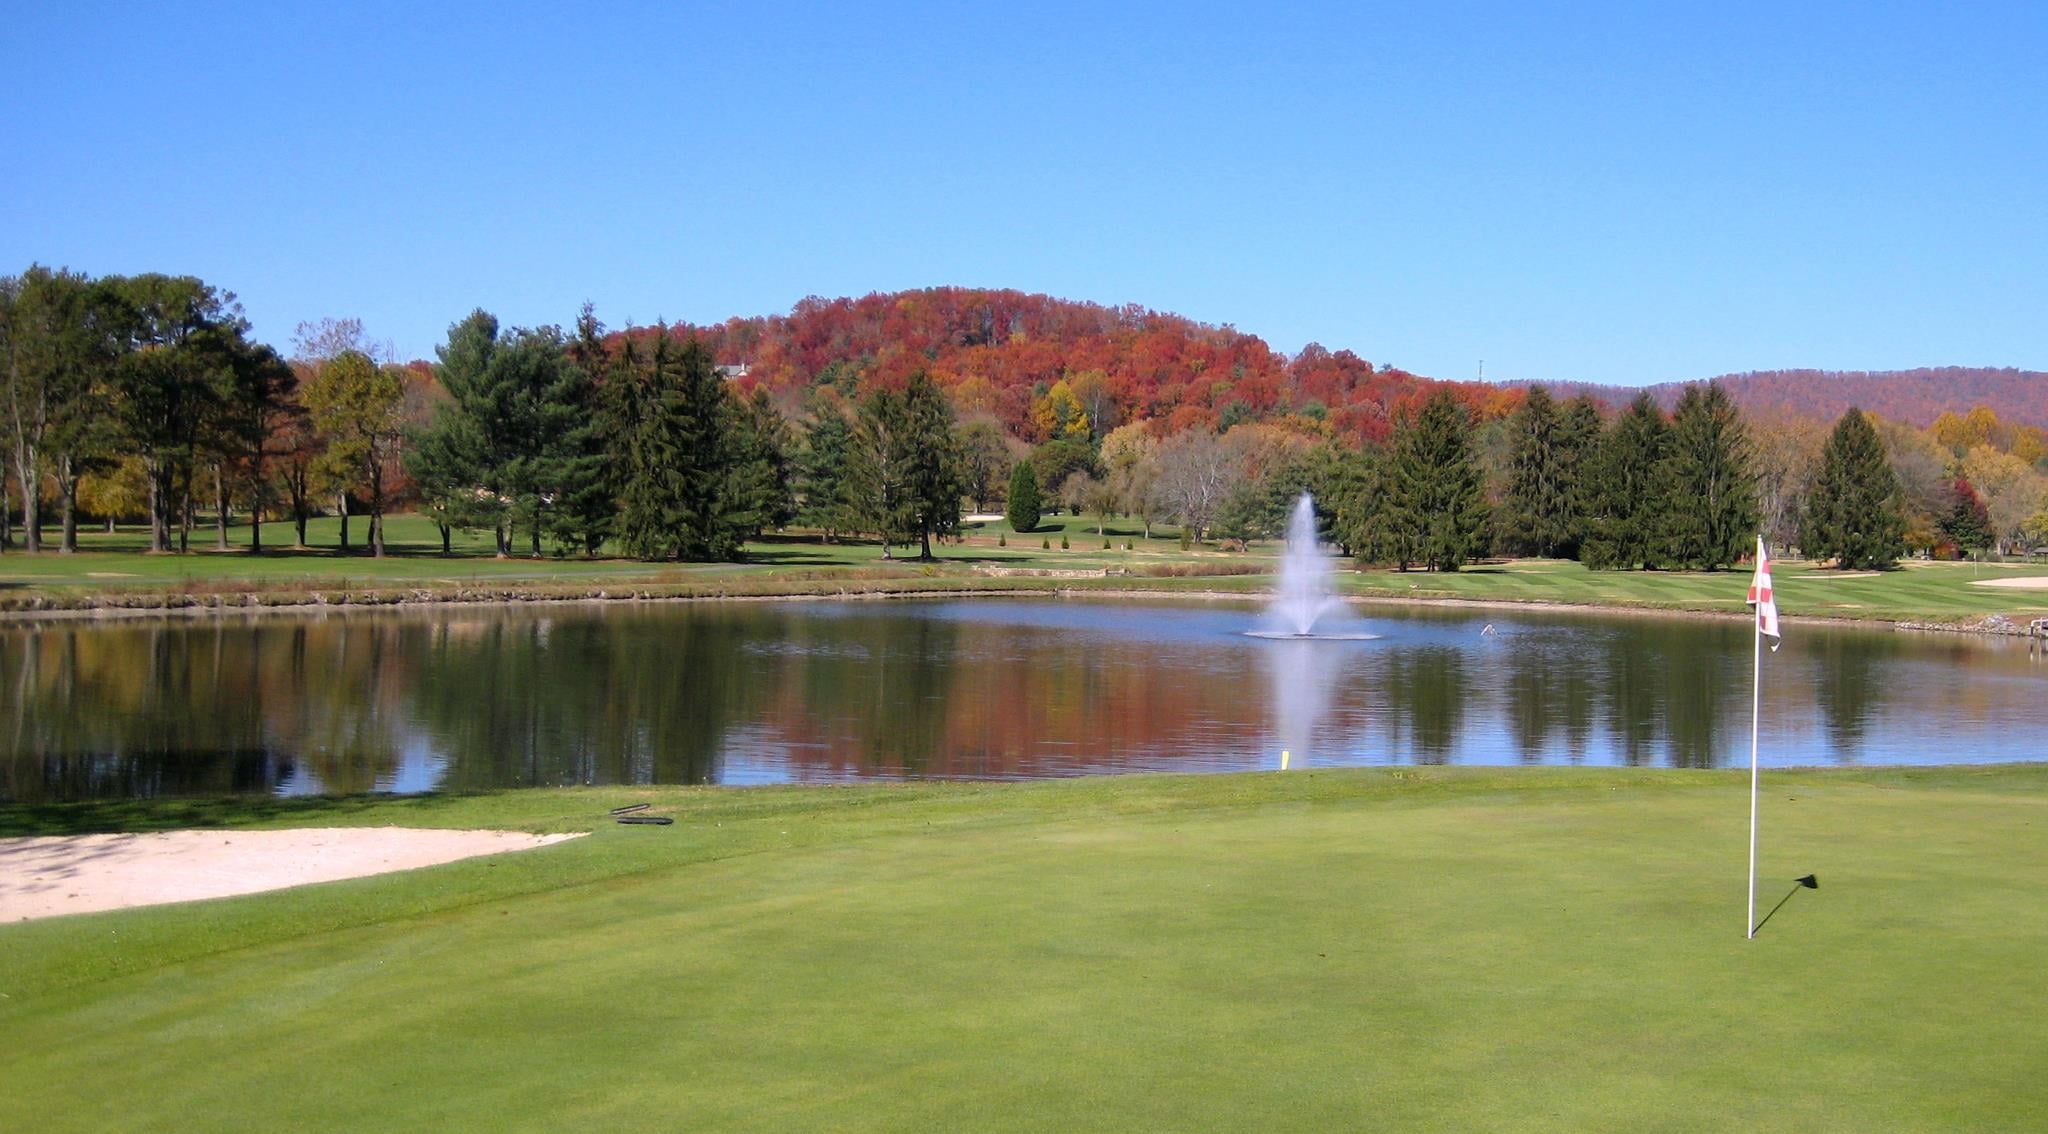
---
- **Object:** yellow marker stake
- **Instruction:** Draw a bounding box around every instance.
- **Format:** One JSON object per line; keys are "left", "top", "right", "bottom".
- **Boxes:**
{"left": 1281, "top": 750, "right": 1290, "bottom": 771}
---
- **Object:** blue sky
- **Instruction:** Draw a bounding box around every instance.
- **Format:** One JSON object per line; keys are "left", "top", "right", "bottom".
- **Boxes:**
{"left": 5, "top": 2, "right": 2043, "bottom": 385}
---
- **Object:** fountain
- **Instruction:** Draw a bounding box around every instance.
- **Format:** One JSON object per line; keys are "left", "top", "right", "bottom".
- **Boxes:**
{"left": 1246, "top": 492, "right": 1379, "bottom": 640}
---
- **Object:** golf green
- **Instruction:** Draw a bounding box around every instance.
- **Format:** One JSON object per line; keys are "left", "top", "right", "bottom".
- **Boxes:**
{"left": 1, "top": 766, "right": 2043, "bottom": 1131}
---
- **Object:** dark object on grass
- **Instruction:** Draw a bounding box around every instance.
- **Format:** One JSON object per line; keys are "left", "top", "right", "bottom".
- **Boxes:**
{"left": 617, "top": 814, "right": 673, "bottom": 826}
{"left": 1752, "top": 874, "right": 1820, "bottom": 935}
{"left": 609, "top": 803, "right": 650, "bottom": 816}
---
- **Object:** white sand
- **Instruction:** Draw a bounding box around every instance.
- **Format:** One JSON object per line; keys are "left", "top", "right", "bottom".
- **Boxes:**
{"left": 0, "top": 827, "right": 582, "bottom": 922}
{"left": 1968, "top": 576, "right": 2048, "bottom": 589}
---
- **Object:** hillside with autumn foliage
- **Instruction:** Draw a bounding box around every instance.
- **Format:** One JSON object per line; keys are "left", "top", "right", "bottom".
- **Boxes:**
{"left": 666, "top": 288, "right": 1516, "bottom": 445}
{"left": 659, "top": 290, "right": 2048, "bottom": 438}
{"left": 1613, "top": 368, "right": 2047, "bottom": 430}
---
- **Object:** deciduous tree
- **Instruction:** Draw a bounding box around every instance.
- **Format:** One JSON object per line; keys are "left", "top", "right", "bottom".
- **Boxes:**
{"left": 303, "top": 350, "right": 407, "bottom": 557}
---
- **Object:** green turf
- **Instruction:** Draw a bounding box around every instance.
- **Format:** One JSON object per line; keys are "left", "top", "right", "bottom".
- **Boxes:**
{"left": 3, "top": 513, "right": 2046, "bottom": 624}
{"left": 2, "top": 766, "right": 2044, "bottom": 1131}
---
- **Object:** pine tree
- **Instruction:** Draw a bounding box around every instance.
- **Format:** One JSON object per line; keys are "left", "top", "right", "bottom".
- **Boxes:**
{"left": 728, "top": 387, "right": 796, "bottom": 539}
{"left": 536, "top": 346, "right": 612, "bottom": 556}
{"left": 603, "top": 335, "right": 666, "bottom": 559}
{"left": 796, "top": 406, "right": 859, "bottom": 541}
{"left": 1007, "top": 460, "right": 1042, "bottom": 534}
{"left": 1658, "top": 383, "right": 1758, "bottom": 570}
{"left": 898, "top": 373, "right": 965, "bottom": 559}
{"left": 1582, "top": 393, "right": 1669, "bottom": 570}
{"left": 1800, "top": 408, "right": 1904, "bottom": 569}
{"left": 1501, "top": 384, "right": 1572, "bottom": 557}
{"left": 670, "top": 336, "right": 746, "bottom": 560}
{"left": 605, "top": 331, "right": 746, "bottom": 561}
{"left": 850, "top": 387, "right": 911, "bottom": 554}
{"left": 1554, "top": 395, "right": 1602, "bottom": 560}
{"left": 1383, "top": 388, "right": 1488, "bottom": 572}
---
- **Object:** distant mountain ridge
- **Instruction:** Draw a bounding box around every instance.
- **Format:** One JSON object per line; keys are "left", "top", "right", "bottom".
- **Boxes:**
{"left": 1550, "top": 368, "right": 2047, "bottom": 428}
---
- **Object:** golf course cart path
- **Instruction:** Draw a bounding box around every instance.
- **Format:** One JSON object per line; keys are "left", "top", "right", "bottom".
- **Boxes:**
{"left": 0, "top": 827, "right": 584, "bottom": 922}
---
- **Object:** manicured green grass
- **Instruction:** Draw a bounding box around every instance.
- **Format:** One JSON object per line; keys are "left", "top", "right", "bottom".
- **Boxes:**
{"left": 4, "top": 513, "right": 2046, "bottom": 624}
{"left": 1348, "top": 556, "right": 2048, "bottom": 623}
{"left": 3, "top": 766, "right": 2044, "bottom": 1131}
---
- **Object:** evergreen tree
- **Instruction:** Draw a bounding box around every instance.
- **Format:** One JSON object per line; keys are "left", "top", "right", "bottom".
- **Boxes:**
{"left": 1553, "top": 395, "right": 1602, "bottom": 560}
{"left": 1007, "top": 460, "right": 1042, "bottom": 534}
{"left": 1582, "top": 393, "right": 1671, "bottom": 570}
{"left": 1325, "top": 445, "right": 1380, "bottom": 560}
{"left": 419, "top": 310, "right": 569, "bottom": 557}
{"left": 1383, "top": 388, "right": 1489, "bottom": 571}
{"left": 598, "top": 330, "right": 748, "bottom": 561}
{"left": 729, "top": 387, "right": 797, "bottom": 539}
{"left": 1658, "top": 383, "right": 1758, "bottom": 570}
{"left": 850, "top": 387, "right": 911, "bottom": 553}
{"left": 796, "top": 405, "right": 859, "bottom": 541}
{"left": 671, "top": 336, "right": 747, "bottom": 560}
{"left": 603, "top": 334, "right": 667, "bottom": 559}
{"left": 1800, "top": 408, "right": 1904, "bottom": 569}
{"left": 897, "top": 372, "right": 965, "bottom": 559}
{"left": 534, "top": 329, "right": 612, "bottom": 556}
{"left": 1500, "top": 384, "right": 1572, "bottom": 557}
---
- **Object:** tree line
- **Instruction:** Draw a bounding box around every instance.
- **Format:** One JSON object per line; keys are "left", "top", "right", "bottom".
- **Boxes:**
{"left": 8, "top": 265, "right": 2041, "bottom": 568}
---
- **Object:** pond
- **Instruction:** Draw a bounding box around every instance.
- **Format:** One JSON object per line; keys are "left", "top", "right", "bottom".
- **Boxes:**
{"left": 2, "top": 597, "right": 2042, "bottom": 801}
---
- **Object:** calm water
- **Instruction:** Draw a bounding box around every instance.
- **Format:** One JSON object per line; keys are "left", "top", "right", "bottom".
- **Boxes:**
{"left": 2, "top": 598, "right": 2043, "bottom": 801}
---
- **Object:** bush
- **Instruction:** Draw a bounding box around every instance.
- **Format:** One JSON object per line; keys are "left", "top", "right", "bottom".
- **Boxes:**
{"left": 1042, "top": 537, "right": 1051, "bottom": 550}
{"left": 1103, "top": 538, "right": 1112, "bottom": 550}
{"left": 1061, "top": 535, "right": 1070, "bottom": 550}
{"left": 1006, "top": 463, "right": 1042, "bottom": 534}
{"left": 998, "top": 533, "right": 1006, "bottom": 547}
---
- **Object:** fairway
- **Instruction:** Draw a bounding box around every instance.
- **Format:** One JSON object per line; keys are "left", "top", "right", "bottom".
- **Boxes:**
{"left": 2, "top": 767, "right": 2043, "bottom": 1132}
{"left": 5, "top": 513, "right": 2047, "bottom": 630}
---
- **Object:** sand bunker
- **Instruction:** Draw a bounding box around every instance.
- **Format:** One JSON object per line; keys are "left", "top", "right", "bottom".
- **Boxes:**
{"left": 0, "top": 826, "right": 582, "bottom": 922}
{"left": 1969, "top": 576, "right": 2048, "bottom": 589}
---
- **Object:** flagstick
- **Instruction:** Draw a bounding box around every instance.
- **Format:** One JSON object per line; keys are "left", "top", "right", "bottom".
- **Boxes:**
{"left": 1747, "top": 588, "right": 1761, "bottom": 940}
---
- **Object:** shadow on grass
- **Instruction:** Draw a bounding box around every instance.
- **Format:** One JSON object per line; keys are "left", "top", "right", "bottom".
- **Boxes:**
{"left": 0, "top": 792, "right": 487, "bottom": 838}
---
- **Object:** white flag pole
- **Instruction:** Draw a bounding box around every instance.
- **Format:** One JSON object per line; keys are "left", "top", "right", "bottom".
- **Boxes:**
{"left": 1746, "top": 536, "right": 1763, "bottom": 940}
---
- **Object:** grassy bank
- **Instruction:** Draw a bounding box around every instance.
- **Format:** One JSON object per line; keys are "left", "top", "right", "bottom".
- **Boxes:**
{"left": 2, "top": 766, "right": 2045, "bottom": 1131}
{"left": 2, "top": 512, "right": 2046, "bottom": 627}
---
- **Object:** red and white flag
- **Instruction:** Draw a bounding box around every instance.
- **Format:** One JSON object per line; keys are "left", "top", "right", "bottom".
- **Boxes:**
{"left": 1747, "top": 535, "right": 1780, "bottom": 649}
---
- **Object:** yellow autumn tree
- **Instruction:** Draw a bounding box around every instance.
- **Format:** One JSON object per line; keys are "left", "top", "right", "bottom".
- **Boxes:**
{"left": 1030, "top": 380, "right": 1089, "bottom": 441}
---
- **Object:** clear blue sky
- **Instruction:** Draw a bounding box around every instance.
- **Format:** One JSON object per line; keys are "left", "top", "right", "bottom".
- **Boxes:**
{"left": 5, "top": 2, "right": 2043, "bottom": 385}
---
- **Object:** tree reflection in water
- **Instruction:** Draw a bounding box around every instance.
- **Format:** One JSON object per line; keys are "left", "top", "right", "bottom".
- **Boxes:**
{"left": 1, "top": 601, "right": 2040, "bottom": 801}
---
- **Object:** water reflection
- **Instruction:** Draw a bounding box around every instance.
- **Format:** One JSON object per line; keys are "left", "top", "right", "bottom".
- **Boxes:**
{"left": 2, "top": 600, "right": 2043, "bottom": 801}
{"left": 1264, "top": 639, "right": 1342, "bottom": 768}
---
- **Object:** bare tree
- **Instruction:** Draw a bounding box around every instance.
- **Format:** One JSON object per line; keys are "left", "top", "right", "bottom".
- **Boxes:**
{"left": 1153, "top": 430, "right": 1244, "bottom": 544}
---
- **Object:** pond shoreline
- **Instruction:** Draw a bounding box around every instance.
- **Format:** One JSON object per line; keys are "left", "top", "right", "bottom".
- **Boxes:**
{"left": 0, "top": 573, "right": 2038, "bottom": 637}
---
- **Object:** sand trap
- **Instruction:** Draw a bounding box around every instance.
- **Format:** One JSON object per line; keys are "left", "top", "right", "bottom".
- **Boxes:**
{"left": 0, "top": 826, "right": 582, "bottom": 922}
{"left": 1969, "top": 576, "right": 2048, "bottom": 589}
